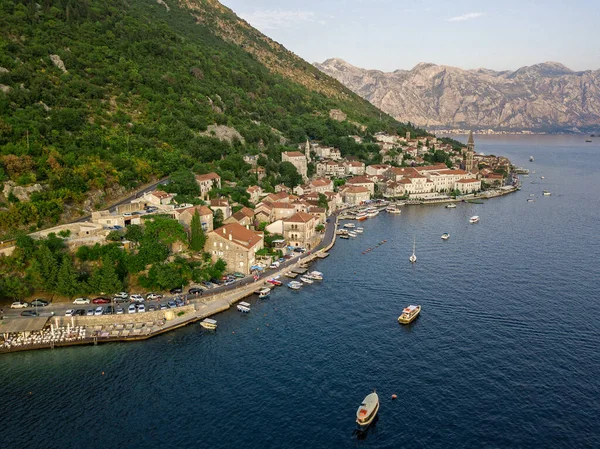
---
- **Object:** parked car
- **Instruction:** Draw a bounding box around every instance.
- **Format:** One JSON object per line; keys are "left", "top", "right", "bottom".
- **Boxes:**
{"left": 169, "top": 287, "right": 183, "bottom": 294}
{"left": 159, "top": 303, "right": 168, "bottom": 310}
{"left": 270, "top": 261, "right": 280, "bottom": 269}
{"left": 210, "top": 278, "right": 222, "bottom": 285}
{"left": 147, "top": 304, "right": 157, "bottom": 312}
{"left": 105, "top": 306, "right": 114, "bottom": 315}
{"left": 146, "top": 293, "right": 162, "bottom": 300}
{"left": 73, "top": 297, "right": 90, "bottom": 305}
{"left": 21, "top": 310, "right": 39, "bottom": 317}
{"left": 114, "top": 292, "right": 129, "bottom": 299}
{"left": 65, "top": 309, "right": 75, "bottom": 317}
{"left": 86, "top": 309, "right": 95, "bottom": 316}
{"left": 75, "top": 309, "right": 86, "bottom": 316}
{"left": 188, "top": 287, "right": 204, "bottom": 295}
{"left": 116, "top": 307, "right": 124, "bottom": 315}
{"left": 201, "top": 281, "right": 213, "bottom": 288}
{"left": 92, "top": 297, "right": 111, "bottom": 304}
{"left": 94, "top": 306, "right": 104, "bottom": 316}
{"left": 224, "top": 279, "right": 235, "bottom": 286}
{"left": 129, "top": 294, "right": 144, "bottom": 302}
{"left": 11, "top": 301, "right": 29, "bottom": 309}
{"left": 30, "top": 299, "right": 50, "bottom": 307}
{"left": 167, "top": 301, "right": 177, "bottom": 309}
{"left": 128, "top": 304, "right": 136, "bottom": 314}
{"left": 174, "top": 299, "right": 184, "bottom": 307}
{"left": 233, "top": 272, "right": 245, "bottom": 278}
{"left": 137, "top": 304, "right": 145, "bottom": 313}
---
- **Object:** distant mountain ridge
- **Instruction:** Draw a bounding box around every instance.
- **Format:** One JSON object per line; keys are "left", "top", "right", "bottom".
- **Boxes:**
{"left": 314, "top": 58, "right": 600, "bottom": 132}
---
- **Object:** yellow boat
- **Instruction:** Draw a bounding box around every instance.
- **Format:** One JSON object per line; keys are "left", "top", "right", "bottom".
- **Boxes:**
{"left": 398, "top": 305, "right": 421, "bottom": 324}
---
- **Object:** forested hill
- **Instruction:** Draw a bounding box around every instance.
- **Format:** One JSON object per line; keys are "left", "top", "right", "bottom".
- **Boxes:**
{"left": 0, "top": 0, "right": 427, "bottom": 237}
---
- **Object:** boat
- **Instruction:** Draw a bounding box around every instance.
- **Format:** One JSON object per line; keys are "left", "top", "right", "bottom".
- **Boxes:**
{"left": 527, "top": 198, "right": 534, "bottom": 202}
{"left": 366, "top": 208, "right": 379, "bottom": 218}
{"left": 530, "top": 156, "right": 534, "bottom": 162}
{"left": 585, "top": 139, "right": 592, "bottom": 143}
{"left": 355, "top": 227, "right": 364, "bottom": 234}
{"left": 307, "top": 271, "right": 323, "bottom": 280}
{"left": 469, "top": 216, "right": 480, "bottom": 224}
{"left": 256, "top": 287, "right": 271, "bottom": 298}
{"left": 356, "top": 211, "right": 368, "bottom": 221}
{"left": 398, "top": 305, "right": 421, "bottom": 324}
{"left": 529, "top": 194, "right": 535, "bottom": 197}
{"left": 356, "top": 392, "right": 379, "bottom": 430}
{"left": 409, "top": 238, "right": 417, "bottom": 263}
{"left": 441, "top": 232, "right": 450, "bottom": 240}
{"left": 446, "top": 203, "right": 457, "bottom": 209}
{"left": 540, "top": 176, "right": 545, "bottom": 179}
{"left": 344, "top": 223, "right": 356, "bottom": 229}
{"left": 340, "top": 234, "right": 349, "bottom": 239}
{"left": 543, "top": 190, "right": 552, "bottom": 196}
{"left": 300, "top": 276, "right": 314, "bottom": 284}
{"left": 386, "top": 206, "right": 401, "bottom": 214}
{"left": 284, "top": 272, "right": 298, "bottom": 278}
{"left": 237, "top": 301, "right": 251, "bottom": 313}
{"left": 200, "top": 318, "right": 218, "bottom": 330}
{"left": 348, "top": 231, "right": 357, "bottom": 238}
{"left": 267, "top": 278, "right": 282, "bottom": 286}
{"left": 336, "top": 229, "right": 348, "bottom": 236}
{"left": 287, "top": 281, "right": 302, "bottom": 290}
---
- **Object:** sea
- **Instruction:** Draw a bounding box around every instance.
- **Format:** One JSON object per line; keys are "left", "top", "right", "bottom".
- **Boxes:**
{"left": 1, "top": 135, "right": 599, "bottom": 449}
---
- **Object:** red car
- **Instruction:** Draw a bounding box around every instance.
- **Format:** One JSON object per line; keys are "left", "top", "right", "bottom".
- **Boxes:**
{"left": 92, "top": 297, "right": 111, "bottom": 304}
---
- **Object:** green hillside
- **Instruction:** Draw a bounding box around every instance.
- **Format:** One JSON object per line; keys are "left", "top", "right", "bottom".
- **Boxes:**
{"left": 0, "top": 0, "right": 430, "bottom": 238}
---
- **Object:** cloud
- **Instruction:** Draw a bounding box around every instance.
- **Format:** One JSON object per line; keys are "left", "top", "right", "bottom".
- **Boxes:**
{"left": 238, "top": 10, "right": 324, "bottom": 30}
{"left": 446, "top": 12, "right": 484, "bottom": 22}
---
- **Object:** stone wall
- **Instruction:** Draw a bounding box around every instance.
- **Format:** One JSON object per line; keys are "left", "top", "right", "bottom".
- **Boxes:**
{"left": 51, "top": 305, "right": 196, "bottom": 327}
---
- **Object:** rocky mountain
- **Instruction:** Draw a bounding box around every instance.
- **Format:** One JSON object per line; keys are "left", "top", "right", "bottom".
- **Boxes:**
{"left": 314, "top": 58, "right": 600, "bottom": 132}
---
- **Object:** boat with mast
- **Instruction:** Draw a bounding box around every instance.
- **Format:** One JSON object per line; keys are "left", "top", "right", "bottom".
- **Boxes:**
{"left": 409, "top": 238, "right": 417, "bottom": 263}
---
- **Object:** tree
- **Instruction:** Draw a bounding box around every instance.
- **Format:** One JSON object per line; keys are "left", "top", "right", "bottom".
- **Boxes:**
{"left": 189, "top": 210, "right": 206, "bottom": 251}
{"left": 37, "top": 245, "right": 59, "bottom": 291}
{"left": 318, "top": 193, "right": 329, "bottom": 211}
{"left": 143, "top": 216, "right": 188, "bottom": 246}
{"left": 213, "top": 209, "right": 224, "bottom": 229}
{"left": 278, "top": 161, "right": 303, "bottom": 188}
{"left": 56, "top": 255, "right": 79, "bottom": 298}
{"left": 1, "top": 276, "right": 32, "bottom": 300}
{"left": 94, "top": 255, "right": 122, "bottom": 295}
{"left": 124, "top": 224, "right": 144, "bottom": 244}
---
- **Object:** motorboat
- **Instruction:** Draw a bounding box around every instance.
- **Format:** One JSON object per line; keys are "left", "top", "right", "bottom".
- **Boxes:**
{"left": 469, "top": 216, "right": 480, "bottom": 224}
{"left": 267, "top": 278, "right": 282, "bottom": 286}
{"left": 348, "top": 231, "right": 357, "bottom": 238}
{"left": 366, "top": 208, "right": 379, "bottom": 218}
{"left": 356, "top": 211, "right": 368, "bottom": 221}
{"left": 237, "top": 301, "right": 251, "bottom": 313}
{"left": 356, "top": 392, "right": 379, "bottom": 430}
{"left": 336, "top": 229, "right": 348, "bottom": 235}
{"left": 446, "top": 203, "right": 457, "bottom": 208}
{"left": 340, "top": 234, "right": 349, "bottom": 239}
{"left": 355, "top": 227, "right": 364, "bottom": 234}
{"left": 300, "top": 276, "right": 314, "bottom": 284}
{"left": 307, "top": 271, "right": 323, "bottom": 280}
{"left": 527, "top": 198, "right": 534, "bottom": 202}
{"left": 386, "top": 206, "right": 401, "bottom": 214}
{"left": 398, "top": 305, "right": 421, "bottom": 324}
{"left": 409, "top": 238, "right": 417, "bottom": 263}
{"left": 256, "top": 287, "right": 271, "bottom": 298}
{"left": 287, "top": 281, "right": 302, "bottom": 290}
{"left": 200, "top": 318, "right": 218, "bottom": 330}
{"left": 344, "top": 223, "right": 356, "bottom": 228}
{"left": 540, "top": 176, "right": 545, "bottom": 179}
{"left": 543, "top": 190, "right": 551, "bottom": 196}
{"left": 441, "top": 233, "right": 450, "bottom": 240}
{"left": 530, "top": 156, "right": 534, "bottom": 162}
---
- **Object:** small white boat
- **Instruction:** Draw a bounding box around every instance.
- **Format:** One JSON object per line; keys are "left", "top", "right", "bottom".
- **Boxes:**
{"left": 300, "top": 276, "right": 314, "bottom": 284}
{"left": 527, "top": 198, "right": 534, "bottom": 202}
{"left": 237, "top": 301, "right": 251, "bottom": 313}
{"left": 530, "top": 156, "right": 534, "bottom": 162}
{"left": 356, "top": 392, "right": 379, "bottom": 430}
{"left": 348, "top": 231, "right": 357, "bottom": 238}
{"left": 441, "top": 233, "right": 450, "bottom": 240}
{"left": 256, "top": 287, "right": 271, "bottom": 298}
{"left": 340, "top": 234, "right": 349, "bottom": 239}
{"left": 543, "top": 190, "right": 551, "bottom": 196}
{"left": 540, "top": 176, "right": 545, "bottom": 179}
{"left": 344, "top": 223, "right": 356, "bottom": 229}
{"left": 529, "top": 194, "right": 535, "bottom": 197}
{"left": 200, "top": 318, "right": 218, "bottom": 330}
{"left": 355, "top": 227, "right": 364, "bottom": 234}
{"left": 386, "top": 206, "right": 401, "bottom": 214}
{"left": 308, "top": 271, "right": 323, "bottom": 280}
{"left": 469, "top": 216, "right": 480, "bottom": 224}
{"left": 287, "top": 281, "right": 302, "bottom": 290}
{"left": 409, "top": 238, "right": 417, "bottom": 263}
{"left": 446, "top": 203, "right": 457, "bottom": 209}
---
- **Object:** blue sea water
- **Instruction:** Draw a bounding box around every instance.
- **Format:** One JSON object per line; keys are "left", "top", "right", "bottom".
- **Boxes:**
{"left": 1, "top": 135, "right": 600, "bottom": 449}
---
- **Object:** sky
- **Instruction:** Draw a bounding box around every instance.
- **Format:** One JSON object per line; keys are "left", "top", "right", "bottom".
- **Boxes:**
{"left": 219, "top": 0, "right": 600, "bottom": 72}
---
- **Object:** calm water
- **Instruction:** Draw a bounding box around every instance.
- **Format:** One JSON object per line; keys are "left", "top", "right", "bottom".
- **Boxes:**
{"left": 2, "top": 135, "right": 600, "bottom": 449}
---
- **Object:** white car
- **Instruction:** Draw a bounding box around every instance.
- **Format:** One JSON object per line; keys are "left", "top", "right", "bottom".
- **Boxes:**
{"left": 116, "top": 307, "right": 124, "bottom": 315}
{"left": 86, "top": 309, "right": 94, "bottom": 316}
{"left": 128, "top": 304, "right": 136, "bottom": 314}
{"left": 146, "top": 293, "right": 162, "bottom": 300}
{"left": 65, "top": 309, "right": 75, "bottom": 316}
{"left": 114, "top": 292, "right": 129, "bottom": 299}
{"left": 73, "top": 297, "right": 90, "bottom": 305}
{"left": 10, "top": 301, "right": 29, "bottom": 309}
{"left": 129, "top": 294, "right": 144, "bottom": 302}
{"left": 137, "top": 304, "right": 145, "bottom": 313}
{"left": 94, "top": 306, "right": 104, "bottom": 316}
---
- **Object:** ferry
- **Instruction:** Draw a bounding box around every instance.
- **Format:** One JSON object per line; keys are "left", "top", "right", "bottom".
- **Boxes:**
{"left": 256, "top": 287, "right": 271, "bottom": 298}
{"left": 307, "top": 271, "right": 323, "bottom": 280}
{"left": 441, "top": 232, "right": 450, "bottom": 240}
{"left": 300, "top": 276, "right": 314, "bottom": 284}
{"left": 398, "top": 305, "right": 421, "bottom": 324}
{"left": 287, "top": 281, "right": 302, "bottom": 290}
{"left": 543, "top": 190, "right": 552, "bottom": 196}
{"left": 200, "top": 318, "right": 218, "bottom": 330}
{"left": 237, "top": 302, "right": 251, "bottom": 313}
{"left": 446, "top": 203, "right": 457, "bottom": 209}
{"left": 356, "top": 392, "right": 379, "bottom": 430}
{"left": 355, "top": 227, "right": 364, "bottom": 234}
{"left": 469, "top": 216, "right": 480, "bottom": 224}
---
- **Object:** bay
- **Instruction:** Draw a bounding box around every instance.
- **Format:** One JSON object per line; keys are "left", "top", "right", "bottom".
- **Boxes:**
{"left": 1, "top": 135, "right": 599, "bottom": 449}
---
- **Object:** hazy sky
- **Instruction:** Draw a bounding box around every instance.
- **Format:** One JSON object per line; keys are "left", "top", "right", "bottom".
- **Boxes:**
{"left": 220, "top": 0, "right": 600, "bottom": 72}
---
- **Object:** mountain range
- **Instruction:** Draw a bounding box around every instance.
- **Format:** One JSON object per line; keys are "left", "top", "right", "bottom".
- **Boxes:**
{"left": 314, "top": 58, "right": 600, "bottom": 132}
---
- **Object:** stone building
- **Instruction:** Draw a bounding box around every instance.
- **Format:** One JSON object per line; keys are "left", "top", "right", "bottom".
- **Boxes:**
{"left": 206, "top": 223, "right": 264, "bottom": 275}
{"left": 281, "top": 151, "right": 308, "bottom": 180}
{"left": 195, "top": 172, "right": 221, "bottom": 200}
{"left": 282, "top": 211, "right": 318, "bottom": 250}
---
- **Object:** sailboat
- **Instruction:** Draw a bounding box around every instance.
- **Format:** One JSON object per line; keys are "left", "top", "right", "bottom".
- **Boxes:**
{"left": 409, "top": 238, "right": 417, "bottom": 263}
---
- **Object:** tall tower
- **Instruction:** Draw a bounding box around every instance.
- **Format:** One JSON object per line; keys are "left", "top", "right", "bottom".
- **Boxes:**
{"left": 465, "top": 131, "right": 475, "bottom": 172}
{"left": 305, "top": 139, "right": 311, "bottom": 164}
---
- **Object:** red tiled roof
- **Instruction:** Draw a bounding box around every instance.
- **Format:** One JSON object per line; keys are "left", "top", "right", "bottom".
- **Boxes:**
{"left": 282, "top": 151, "right": 305, "bottom": 158}
{"left": 456, "top": 178, "right": 480, "bottom": 183}
{"left": 211, "top": 223, "right": 263, "bottom": 249}
{"left": 195, "top": 172, "right": 220, "bottom": 182}
{"left": 284, "top": 211, "right": 315, "bottom": 223}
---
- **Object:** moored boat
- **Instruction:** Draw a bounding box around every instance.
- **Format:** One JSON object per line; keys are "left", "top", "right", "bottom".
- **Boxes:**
{"left": 386, "top": 206, "right": 401, "bottom": 214}
{"left": 267, "top": 278, "right": 282, "bottom": 286}
{"left": 287, "top": 281, "right": 302, "bottom": 290}
{"left": 307, "top": 271, "right": 323, "bottom": 280}
{"left": 256, "top": 287, "right": 271, "bottom": 298}
{"left": 356, "top": 392, "right": 379, "bottom": 430}
{"left": 355, "top": 227, "right": 364, "bottom": 234}
{"left": 446, "top": 203, "right": 457, "bottom": 209}
{"left": 398, "top": 305, "right": 421, "bottom": 324}
{"left": 441, "top": 232, "right": 450, "bottom": 240}
{"left": 348, "top": 231, "right": 357, "bottom": 238}
{"left": 340, "top": 234, "right": 349, "bottom": 239}
{"left": 356, "top": 211, "right": 368, "bottom": 221}
{"left": 300, "top": 276, "right": 314, "bottom": 284}
{"left": 469, "top": 216, "right": 480, "bottom": 224}
{"left": 200, "top": 318, "right": 217, "bottom": 330}
{"left": 237, "top": 301, "right": 251, "bottom": 313}
{"left": 344, "top": 223, "right": 356, "bottom": 229}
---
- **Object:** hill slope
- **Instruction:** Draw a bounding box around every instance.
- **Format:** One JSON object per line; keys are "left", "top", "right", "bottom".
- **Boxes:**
{"left": 0, "top": 0, "right": 408, "bottom": 237}
{"left": 314, "top": 58, "right": 600, "bottom": 132}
